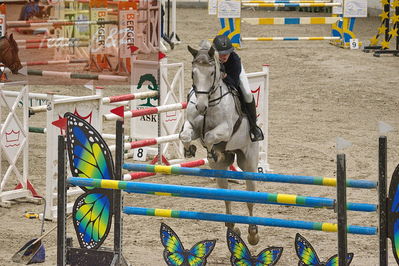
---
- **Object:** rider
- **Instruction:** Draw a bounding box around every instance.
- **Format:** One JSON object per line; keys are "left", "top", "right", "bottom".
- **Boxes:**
{"left": 212, "top": 35, "right": 264, "bottom": 142}
{"left": 19, "top": 0, "right": 40, "bottom": 20}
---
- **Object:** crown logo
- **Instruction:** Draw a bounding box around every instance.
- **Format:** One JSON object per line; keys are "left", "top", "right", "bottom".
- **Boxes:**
{"left": 5, "top": 130, "right": 20, "bottom": 147}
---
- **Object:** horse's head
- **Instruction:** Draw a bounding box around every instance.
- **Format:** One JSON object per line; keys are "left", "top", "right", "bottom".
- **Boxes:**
{"left": 0, "top": 34, "right": 23, "bottom": 74}
{"left": 188, "top": 41, "right": 221, "bottom": 115}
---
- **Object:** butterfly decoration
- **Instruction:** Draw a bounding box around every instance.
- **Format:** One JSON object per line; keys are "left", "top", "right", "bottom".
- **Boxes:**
{"left": 160, "top": 222, "right": 216, "bottom": 266}
{"left": 64, "top": 112, "right": 114, "bottom": 249}
{"left": 388, "top": 164, "right": 399, "bottom": 264}
{"left": 227, "top": 228, "right": 283, "bottom": 266}
{"left": 295, "top": 233, "right": 354, "bottom": 266}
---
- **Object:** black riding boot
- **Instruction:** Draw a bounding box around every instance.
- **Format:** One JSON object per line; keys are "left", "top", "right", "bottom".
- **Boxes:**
{"left": 245, "top": 99, "right": 264, "bottom": 142}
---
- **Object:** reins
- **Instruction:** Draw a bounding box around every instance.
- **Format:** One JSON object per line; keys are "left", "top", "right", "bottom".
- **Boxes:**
{"left": 191, "top": 53, "right": 233, "bottom": 106}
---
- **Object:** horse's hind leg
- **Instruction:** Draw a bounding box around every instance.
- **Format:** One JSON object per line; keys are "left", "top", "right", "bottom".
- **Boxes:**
{"left": 237, "top": 149, "right": 260, "bottom": 245}
{"left": 245, "top": 179, "right": 259, "bottom": 245}
{"left": 211, "top": 153, "right": 241, "bottom": 235}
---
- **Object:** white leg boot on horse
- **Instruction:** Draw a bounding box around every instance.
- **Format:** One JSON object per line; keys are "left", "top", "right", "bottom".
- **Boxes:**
{"left": 180, "top": 120, "right": 198, "bottom": 158}
{"left": 179, "top": 97, "right": 203, "bottom": 158}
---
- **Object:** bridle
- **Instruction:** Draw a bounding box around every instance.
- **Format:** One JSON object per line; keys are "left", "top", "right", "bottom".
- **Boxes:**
{"left": 191, "top": 57, "right": 219, "bottom": 97}
{"left": 191, "top": 53, "right": 232, "bottom": 106}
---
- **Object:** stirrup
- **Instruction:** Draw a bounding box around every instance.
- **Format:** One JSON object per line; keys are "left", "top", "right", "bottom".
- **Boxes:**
{"left": 250, "top": 126, "right": 264, "bottom": 142}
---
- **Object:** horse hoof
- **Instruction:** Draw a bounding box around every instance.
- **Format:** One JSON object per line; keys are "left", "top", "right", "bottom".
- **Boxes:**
{"left": 184, "top": 145, "right": 196, "bottom": 158}
{"left": 207, "top": 152, "right": 214, "bottom": 162}
{"left": 189, "top": 145, "right": 196, "bottom": 157}
{"left": 225, "top": 222, "right": 234, "bottom": 229}
{"left": 225, "top": 223, "right": 241, "bottom": 236}
{"left": 247, "top": 225, "right": 259, "bottom": 245}
{"left": 247, "top": 234, "right": 260, "bottom": 246}
{"left": 207, "top": 149, "right": 218, "bottom": 162}
{"left": 233, "top": 227, "right": 241, "bottom": 237}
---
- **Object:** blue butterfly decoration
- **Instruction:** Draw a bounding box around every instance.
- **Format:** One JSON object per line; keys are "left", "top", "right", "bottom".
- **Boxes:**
{"left": 388, "top": 164, "right": 399, "bottom": 264}
{"left": 160, "top": 222, "right": 216, "bottom": 266}
{"left": 295, "top": 233, "right": 354, "bottom": 266}
{"left": 227, "top": 228, "right": 283, "bottom": 266}
{"left": 65, "top": 112, "right": 114, "bottom": 249}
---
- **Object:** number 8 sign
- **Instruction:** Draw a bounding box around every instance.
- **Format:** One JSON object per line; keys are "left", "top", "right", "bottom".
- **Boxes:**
{"left": 133, "top": 147, "right": 147, "bottom": 161}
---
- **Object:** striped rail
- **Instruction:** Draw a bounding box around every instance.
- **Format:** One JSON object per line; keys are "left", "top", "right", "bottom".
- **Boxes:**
{"left": 67, "top": 177, "right": 376, "bottom": 212}
{"left": 122, "top": 206, "right": 376, "bottom": 235}
{"left": 123, "top": 158, "right": 208, "bottom": 180}
{"left": 7, "top": 20, "right": 117, "bottom": 28}
{"left": 109, "top": 134, "right": 180, "bottom": 152}
{"left": 242, "top": 17, "right": 340, "bottom": 25}
{"left": 123, "top": 164, "right": 377, "bottom": 189}
{"left": 28, "top": 91, "right": 158, "bottom": 115}
{"left": 22, "top": 59, "right": 88, "bottom": 66}
{"left": 18, "top": 42, "right": 88, "bottom": 49}
{"left": 15, "top": 38, "right": 83, "bottom": 44}
{"left": 102, "top": 91, "right": 158, "bottom": 104}
{"left": 104, "top": 102, "right": 188, "bottom": 120}
{"left": 243, "top": 36, "right": 340, "bottom": 41}
{"left": 242, "top": 2, "right": 340, "bottom": 7}
{"left": 1, "top": 59, "right": 88, "bottom": 67}
{"left": 242, "top": 0, "right": 332, "bottom": 2}
{"left": 27, "top": 69, "right": 128, "bottom": 82}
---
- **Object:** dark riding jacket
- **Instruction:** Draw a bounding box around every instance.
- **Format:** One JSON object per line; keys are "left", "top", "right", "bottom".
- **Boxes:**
{"left": 222, "top": 52, "right": 241, "bottom": 90}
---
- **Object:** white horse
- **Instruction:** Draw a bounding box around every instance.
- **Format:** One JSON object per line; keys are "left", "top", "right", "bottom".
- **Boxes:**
{"left": 179, "top": 41, "right": 260, "bottom": 245}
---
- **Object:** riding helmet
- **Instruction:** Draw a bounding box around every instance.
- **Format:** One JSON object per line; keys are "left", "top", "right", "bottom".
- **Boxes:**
{"left": 212, "top": 35, "right": 234, "bottom": 55}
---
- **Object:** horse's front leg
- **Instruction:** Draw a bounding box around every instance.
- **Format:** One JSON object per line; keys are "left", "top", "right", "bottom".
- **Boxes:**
{"left": 179, "top": 120, "right": 199, "bottom": 158}
{"left": 203, "top": 124, "right": 230, "bottom": 162}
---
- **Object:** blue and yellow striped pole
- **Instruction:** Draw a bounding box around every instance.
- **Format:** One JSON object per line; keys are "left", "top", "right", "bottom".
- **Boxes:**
{"left": 242, "top": 2, "right": 340, "bottom": 7}
{"left": 242, "top": 17, "right": 340, "bottom": 25}
{"left": 122, "top": 206, "right": 377, "bottom": 235}
{"left": 122, "top": 163, "right": 377, "bottom": 189}
{"left": 242, "top": 0, "right": 332, "bottom": 3}
{"left": 243, "top": 36, "right": 340, "bottom": 41}
{"left": 67, "top": 177, "right": 376, "bottom": 212}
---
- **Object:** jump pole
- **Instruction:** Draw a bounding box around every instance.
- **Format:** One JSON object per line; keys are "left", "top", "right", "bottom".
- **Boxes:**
{"left": 18, "top": 43, "right": 89, "bottom": 49}
{"left": 109, "top": 134, "right": 180, "bottom": 152}
{"left": 19, "top": 59, "right": 88, "bottom": 66}
{"left": 28, "top": 90, "right": 159, "bottom": 115}
{"left": 337, "top": 153, "right": 348, "bottom": 266}
{"left": 27, "top": 69, "right": 128, "bottom": 82}
{"left": 122, "top": 207, "right": 376, "bottom": 236}
{"left": 123, "top": 164, "right": 377, "bottom": 189}
{"left": 123, "top": 158, "right": 208, "bottom": 180}
{"left": 67, "top": 177, "right": 376, "bottom": 212}
{"left": 6, "top": 20, "right": 118, "bottom": 28}
{"left": 104, "top": 102, "right": 188, "bottom": 120}
{"left": 379, "top": 136, "right": 388, "bottom": 265}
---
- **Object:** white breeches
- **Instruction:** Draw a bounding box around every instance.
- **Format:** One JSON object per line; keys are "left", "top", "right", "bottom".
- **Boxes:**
{"left": 239, "top": 65, "right": 254, "bottom": 103}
